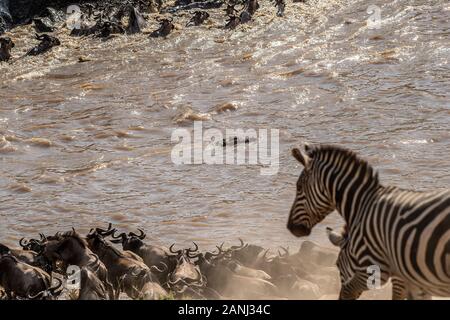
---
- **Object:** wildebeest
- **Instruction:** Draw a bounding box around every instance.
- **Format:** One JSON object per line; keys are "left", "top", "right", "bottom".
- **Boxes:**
{"left": 224, "top": 15, "right": 240, "bottom": 29}
{"left": 0, "top": 254, "right": 62, "bottom": 300}
{"left": 186, "top": 11, "right": 210, "bottom": 27}
{"left": 244, "top": 0, "right": 259, "bottom": 16}
{"left": 225, "top": 3, "right": 239, "bottom": 15}
{"left": 19, "top": 234, "right": 47, "bottom": 253}
{"left": 150, "top": 18, "right": 175, "bottom": 38}
{"left": 167, "top": 243, "right": 205, "bottom": 295}
{"left": 86, "top": 225, "right": 159, "bottom": 299}
{"left": 226, "top": 260, "right": 271, "bottom": 281}
{"left": 0, "top": 241, "right": 51, "bottom": 272}
{"left": 272, "top": 0, "right": 285, "bottom": 17}
{"left": 0, "top": 36, "right": 14, "bottom": 62}
{"left": 111, "top": 229, "right": 176, "bottom": 283}
{"left": 78, "top": 268, "right": 109, "bottom": 300}
{"left": 77, "top": 255, "right": 113, "bottom": 300}
{"left": 196, "top": 252, "right": 281, "bottom": 299}
{"left": 26, "top": 34, "right": 60, "bottom": 56}
{"left": 41, "top": 229, "right": 114, "bottom": 299}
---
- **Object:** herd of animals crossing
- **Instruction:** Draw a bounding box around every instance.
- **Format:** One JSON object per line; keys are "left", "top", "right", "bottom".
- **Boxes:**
{"left": 0, "top": 144, "right": 448, "bottom": 300}
{"left": 0, "top": 0, "right": 302, "bottom": 62}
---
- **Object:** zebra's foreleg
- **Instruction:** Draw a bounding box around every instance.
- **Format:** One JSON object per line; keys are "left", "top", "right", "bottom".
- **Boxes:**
{"left": 406, "top": 284, "right": 432, "bottom": 300}
{"left": 339, "top": 273, "right": 367, "bottom": 300}
{"left": 391, "top": 276, "right": 407, "bottom": 300}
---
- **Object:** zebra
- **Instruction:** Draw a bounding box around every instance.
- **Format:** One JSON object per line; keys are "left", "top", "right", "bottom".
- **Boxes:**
{"left": 326, "top": 226, "right": 430, "bottom": 299}
{"left": 287, "top": 144, "right": 450, "bottom": 299}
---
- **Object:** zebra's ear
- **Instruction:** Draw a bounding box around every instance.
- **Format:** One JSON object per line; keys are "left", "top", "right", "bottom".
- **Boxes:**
{"left": 304, "top": 142, "right": 312, "bottom": 153}
{"left": 292, "top": 148, "right": 310, "bottom": 168}
{"left": 326, "top": 227, "right": 345, "bottom": 247}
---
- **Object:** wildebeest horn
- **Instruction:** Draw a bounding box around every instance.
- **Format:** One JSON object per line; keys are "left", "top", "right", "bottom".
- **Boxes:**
{"left": 111, "top": 231, "right": 127, "bottom": 243}
{"left": 27, "top": 290, "right": 44, "bottom": 300}
{"left": 39, "top": 233, "right": 47, "bottom": 242}
{"left": 150, "top": 262, "right": 168, "bottom": 273}
{"left": 187, "top": 251, "right": 203, "bottom": 259}
{"left": 128, "top": 228, "right": 146, "bottom": 240}
{"left": 96, "top": 223, "right": 115, "bottom": 237}
{"left": 262, "top": 249, "right": 270, "bottom": 261}
{"left": 49, "top": 277, "right": 63, "bottom": 295}
{"left": 87, "top": 253, "right": 99, "bottom": 268}
{"left": 278, "top": 246, "right": 289, "bottom": 257}
{"left": 169, "top": 244, "right": 183, "bottom": 255}
{"left": 26, "top": 277, "right": 62, "bottom": 300}
{"left": 19, "top": 238, "right": 29, "bottom": 248}
{"left": 137, "top": 228, "right": 146, "bottom": 239}
{"left": 214, "top": 242, "right": 225, "bottom": 255}
{"left": 189, "top": 242, "right": 199, "bottom": 253}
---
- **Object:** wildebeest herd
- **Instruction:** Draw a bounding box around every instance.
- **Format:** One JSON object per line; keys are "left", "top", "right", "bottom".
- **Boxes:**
{"left": 0, "top": 223, "right": 339, "bottom": 300}
{"left": 0, "top": 0, "right": 302, "bottom": 62}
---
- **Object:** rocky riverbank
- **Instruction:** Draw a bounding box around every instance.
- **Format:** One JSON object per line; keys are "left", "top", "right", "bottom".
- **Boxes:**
{"left": 1, "top": 0, "right": 149, "bottom": 32}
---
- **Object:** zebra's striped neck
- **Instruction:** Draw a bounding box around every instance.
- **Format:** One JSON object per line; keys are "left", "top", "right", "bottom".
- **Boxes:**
{"left": 310, "top": 145, "right": 381, "bottom": 227}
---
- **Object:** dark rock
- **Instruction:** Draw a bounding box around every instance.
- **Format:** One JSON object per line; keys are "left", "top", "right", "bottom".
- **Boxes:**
{"left": 40, "top": 7, "right": 65, "bottom": 23}
{"left": 33, "top": 17, "right": 55, "bottom": 32}
{"left": 0, "top": 0, "right": 12, "bottom": 34}
{"left": 126, "top": 6, "right": 147, "bottom": 34}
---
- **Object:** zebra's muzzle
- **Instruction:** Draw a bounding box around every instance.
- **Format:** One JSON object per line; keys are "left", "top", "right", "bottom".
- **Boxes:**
{"left": 287, "top": 223, "right": 311, "bottom": 237}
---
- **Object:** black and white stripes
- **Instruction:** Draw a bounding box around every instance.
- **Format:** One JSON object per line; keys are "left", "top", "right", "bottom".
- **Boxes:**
{"left": 287, "top": 144, "right": 450, "bottom": 299}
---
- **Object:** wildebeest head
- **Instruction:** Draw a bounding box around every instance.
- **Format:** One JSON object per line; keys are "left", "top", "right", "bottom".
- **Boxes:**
{"left": 168, "top": 243, "right": 204, "bottom": 292}
{"left": 110, "top": 229, "right": 146, "bottom": 252}
{"left": 150, "top": 18, "right": 174, "bottom": 38}
{"left": 19, "top": 233, "right": 47, "bottom": 253}
{"left": 0, "top": 243, "right": 11, "bottom": 256}
{"left": 43, "top": 229, "right": 90, "bottom": 267}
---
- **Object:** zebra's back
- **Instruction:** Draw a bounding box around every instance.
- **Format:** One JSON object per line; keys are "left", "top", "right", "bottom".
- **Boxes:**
{"left": 371, "top": 188, "right": 450, "bottom": 296}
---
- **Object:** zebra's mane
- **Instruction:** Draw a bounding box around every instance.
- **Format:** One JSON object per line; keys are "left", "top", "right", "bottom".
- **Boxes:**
{"left": 308, "top": 144, "right": 380, "bottom": 186}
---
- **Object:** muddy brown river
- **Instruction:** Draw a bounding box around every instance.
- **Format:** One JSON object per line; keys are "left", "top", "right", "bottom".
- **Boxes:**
{"left": 0, "top": 0, "right": 449, "bottom": 252}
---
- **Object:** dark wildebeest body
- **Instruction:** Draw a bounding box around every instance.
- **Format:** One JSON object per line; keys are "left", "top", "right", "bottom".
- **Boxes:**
{"left": 86, "top": 226, "right": 159, "bottom": 299}
{"left": 0, "top": 36, "right": 14, "bottom": 61}
{"left": 0, "top": 254, "right": 62, "bottom": 300}
{"left": 26, "top": 34, "right": 60, "bottom": 56}
{"left": 149, "top": 19, "right": 174, "bottom": 38}
{"left": 111, "top": 229, "right": 176, "bottom": 284}
{"left": 41, "top": 231, "right": 114, "bottom": 299}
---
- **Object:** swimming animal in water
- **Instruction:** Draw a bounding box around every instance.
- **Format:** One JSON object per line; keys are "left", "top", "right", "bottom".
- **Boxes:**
{"left": 26, "top": 34, "right": 60, "bottom": 56}
{"left": 149, "top": 18, "right": 175, "bottom": 38}
{"left": 0, "top": 37, "right": 14, "bottom": 62}
{"left": 186, "top": 11, "right": 210, "bottom": 27}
